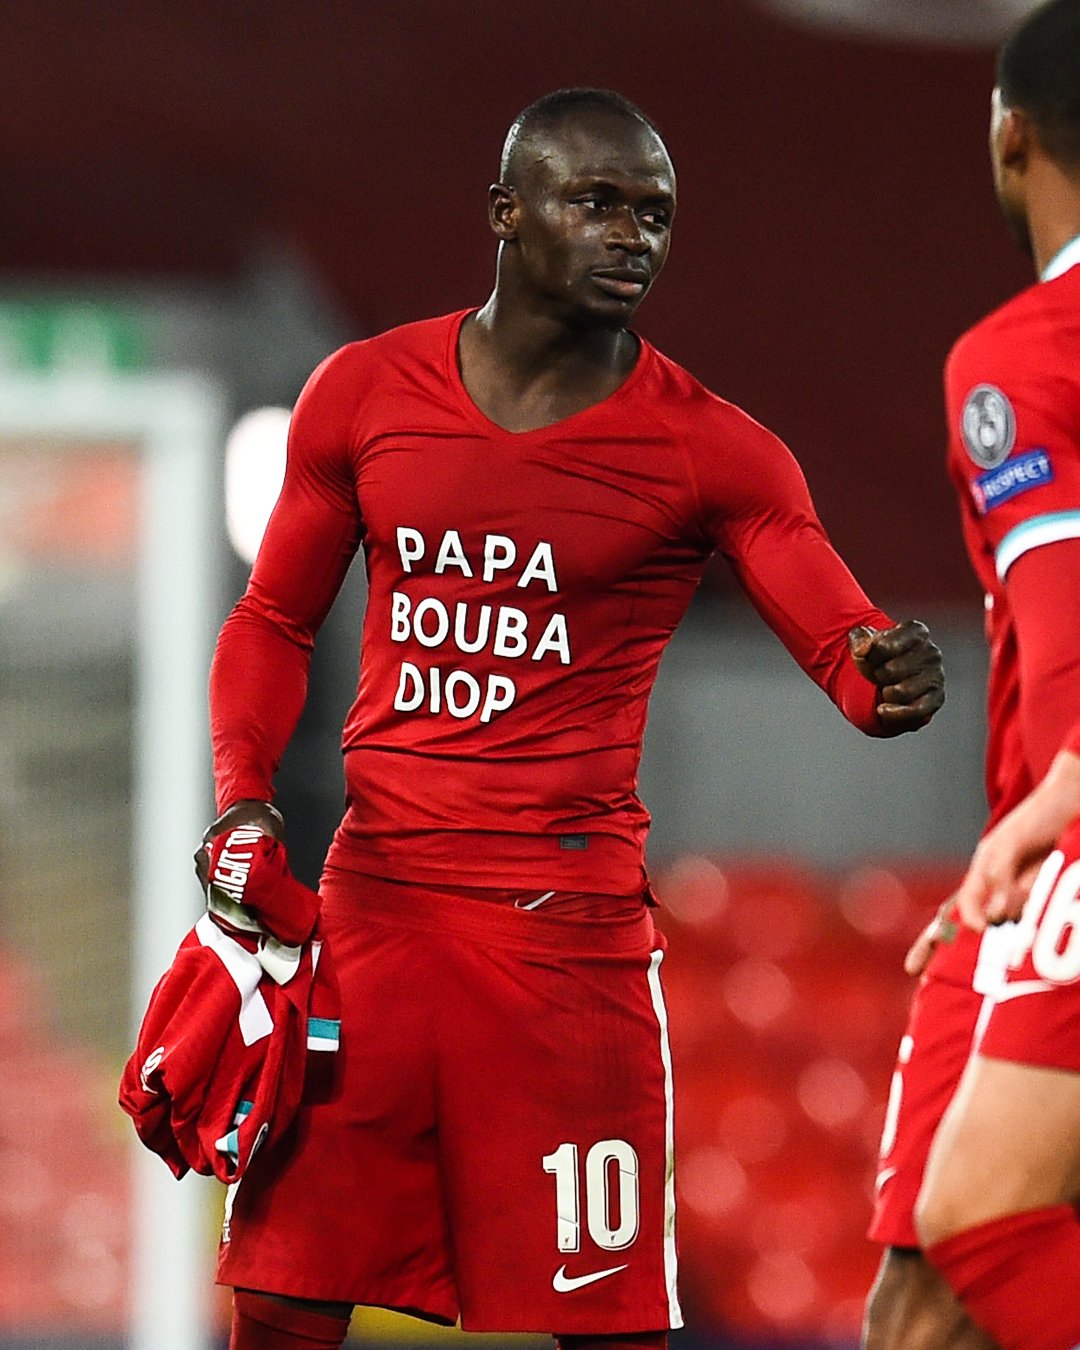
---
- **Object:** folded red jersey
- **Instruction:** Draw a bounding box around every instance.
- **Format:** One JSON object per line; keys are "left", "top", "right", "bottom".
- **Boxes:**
{"left": 119, "top": 830, "right": 339, "bottom": 1183}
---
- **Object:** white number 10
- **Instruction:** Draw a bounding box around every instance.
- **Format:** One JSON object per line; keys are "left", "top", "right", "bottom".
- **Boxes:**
{"left": 542, "top": 1139, "right": 640, "bottom": 1252}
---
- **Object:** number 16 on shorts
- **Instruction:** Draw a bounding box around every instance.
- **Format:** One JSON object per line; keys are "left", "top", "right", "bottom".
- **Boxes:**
{"left": 1008, "top": 846, "right": 1080, "bottom": 983}
{"left": 543, "top": 1139, "right": 640, "bottom": 1252}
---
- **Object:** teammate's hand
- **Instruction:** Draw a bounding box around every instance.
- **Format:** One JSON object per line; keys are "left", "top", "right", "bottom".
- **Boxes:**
{"left": 194, "top": 799, "right": 285, "bottom": 891}
{"left": 954, "top": 837, "right": 1045, "bottom": 933}
{"left": 903, "top": 896, "right": 958, "bottom": 977}
{"left": 848, "top": 619, "right": 945, "bottom": 734}
{"left": 953, "top": 750, "right": 1080, "bottom": 931}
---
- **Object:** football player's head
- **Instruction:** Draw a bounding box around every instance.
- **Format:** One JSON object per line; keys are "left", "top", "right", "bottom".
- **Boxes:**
{"left": 489, "top": 89, "right": 676, "bottom": 327}
{"left": 991, "top": 0, "right": 1080, "bottom": 256}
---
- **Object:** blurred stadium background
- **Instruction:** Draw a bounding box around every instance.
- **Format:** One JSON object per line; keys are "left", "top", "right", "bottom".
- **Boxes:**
{"left": 0, "top": 1, "right": 1037, "bottom": 1347}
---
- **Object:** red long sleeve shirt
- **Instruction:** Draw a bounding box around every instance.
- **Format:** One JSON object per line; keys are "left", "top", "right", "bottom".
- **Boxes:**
{"left": 938, "top": 256, "right": 1080, "bottom": 981}
{"left": 947, "top": 261, "right": 1080, "bottom": 814}
{"left": 211, "top": 310, "right": 891, "bottom": 894}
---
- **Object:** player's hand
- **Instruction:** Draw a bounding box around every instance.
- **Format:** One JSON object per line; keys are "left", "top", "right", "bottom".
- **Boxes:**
{"left": 954, "top": 841, "right": 1045, "bottom": 933}
{"left": 953, "top": 750, "right": 1080, "bottom": 930}
{"left": 903, "top": 896, "right": 958, "bottom": 977}
{"left": 193, "top": 799, "right": 285, "bottom": 892}
{"left": 848, "top": 619, "right": 945, "bottom": 734}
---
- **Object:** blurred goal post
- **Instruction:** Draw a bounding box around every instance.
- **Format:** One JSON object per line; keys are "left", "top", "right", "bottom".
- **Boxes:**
{"left": 0, "top": 370, "right": 225, "bottom": 1350}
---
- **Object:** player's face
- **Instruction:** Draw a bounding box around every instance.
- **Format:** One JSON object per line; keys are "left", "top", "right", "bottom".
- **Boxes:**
{"left": 506, "top": 116, "right": 676, "bottom": 325}
{"left": 989, "top": 86, "right": 1034, "bottom": 259}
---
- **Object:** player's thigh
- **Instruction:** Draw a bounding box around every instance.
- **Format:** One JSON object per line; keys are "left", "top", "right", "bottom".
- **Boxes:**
{"left": 916, "top": 1052, "right": 1080, "bottom": 1245}
{"left": 918, "top": 859, "right": 1080, "bottom": 1247}
{"left": 437, "top": 934, "right": 678, "bottom": 1334}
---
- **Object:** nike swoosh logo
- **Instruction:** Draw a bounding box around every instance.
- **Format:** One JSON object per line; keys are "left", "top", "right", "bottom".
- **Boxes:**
{"left": 514, "top": 890, "right": 556, "bottom": 910}
{"left": 552, "top": 1263, "right": 628, "bottom": 1293}
{"left": 875, "top": 1166, "right": 897, "bottom": 1194}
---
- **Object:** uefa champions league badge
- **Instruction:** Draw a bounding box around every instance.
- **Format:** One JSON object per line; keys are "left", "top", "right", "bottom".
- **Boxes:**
{"left": 961, "top": 384, "right": 1016, "bottom": 468}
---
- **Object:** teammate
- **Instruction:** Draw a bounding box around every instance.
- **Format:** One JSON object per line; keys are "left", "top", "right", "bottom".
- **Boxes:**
{"left": 203, "top": 89, "right": 945, "bottom": 1350}
{"left": 864, "top": 4, "right": 1080, "bottom": 1347}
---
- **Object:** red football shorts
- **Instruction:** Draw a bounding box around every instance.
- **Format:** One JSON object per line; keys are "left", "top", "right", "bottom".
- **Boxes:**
{"left": 868, "top": 975, "right": 984, "bottom": 1248}
{"left": 979, "top": 834, "right": 1080, "bottom": 1072}
{"left": 217, "top": 872, "right": 683, "bottom": 1335}
{"left": 868, "top": 921, "right": 1016, "bottom": 1249}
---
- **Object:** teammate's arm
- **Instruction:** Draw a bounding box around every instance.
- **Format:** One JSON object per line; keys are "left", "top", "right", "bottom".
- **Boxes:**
{"left": 954, "top": 535, "right": 1080, "bottom": 929}
{"left": 1009, "top": 536, "right": 1080, "bottom": 788}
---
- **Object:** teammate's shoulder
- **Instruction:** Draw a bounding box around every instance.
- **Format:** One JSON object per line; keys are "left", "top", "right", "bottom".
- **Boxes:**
{"left": 947, "top": 275, "right": 1069, "bottom": 376}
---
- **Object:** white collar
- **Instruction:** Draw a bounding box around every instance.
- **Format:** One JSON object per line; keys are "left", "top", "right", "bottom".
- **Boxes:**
{"left": 1042, "top": 233, "right": 1080, "bottom": 282}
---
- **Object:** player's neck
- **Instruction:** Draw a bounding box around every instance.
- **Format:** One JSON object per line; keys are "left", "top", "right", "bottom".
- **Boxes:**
{"left": 458, "top": 298, "right": 639, "bottom": 433}
{"left": 1025, "top": 161, "right": 1080, "bottom": 278}
{"left": 472, "top": 291, "right": 633, "bottom": 378}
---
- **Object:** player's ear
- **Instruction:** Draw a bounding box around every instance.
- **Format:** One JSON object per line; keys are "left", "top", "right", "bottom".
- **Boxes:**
{"left": 999, "top": 105, "right": 1032, "bottom": 171}
{"left": 489, "top": 183, "right": 520, "bottom": 241}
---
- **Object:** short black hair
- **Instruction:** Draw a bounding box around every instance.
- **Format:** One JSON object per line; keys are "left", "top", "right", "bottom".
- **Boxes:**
{"left": 500, "top": 88, "right": 664, "bottom": 184}
{"left": 998, "top": 0, "right": 1080, "bottom": 168}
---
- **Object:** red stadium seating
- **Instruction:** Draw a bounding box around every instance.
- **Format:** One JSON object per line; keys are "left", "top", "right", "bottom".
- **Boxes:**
{"left": 653, "top": 854, "right": 962, "bottom": 1342}
{"left": 0, "top": 947, "right": 131, "bottom": 1334}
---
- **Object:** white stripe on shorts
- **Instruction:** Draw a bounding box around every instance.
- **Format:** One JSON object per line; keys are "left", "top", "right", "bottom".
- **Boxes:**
{"left": 646, "top": 948, "right": 683, "bottom": 1329}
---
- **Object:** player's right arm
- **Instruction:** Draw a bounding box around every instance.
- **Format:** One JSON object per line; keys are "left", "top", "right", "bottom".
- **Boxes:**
{"left": 206, "top": 346, "right": 365, "bottom": 847}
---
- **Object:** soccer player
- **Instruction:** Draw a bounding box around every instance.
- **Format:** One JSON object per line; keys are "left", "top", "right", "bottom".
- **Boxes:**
{"left": 203, "top": 88, "right": 945, "bottom": 1350}
{"left": 864, "top": 3, "right": 1080, "bottom": 1347}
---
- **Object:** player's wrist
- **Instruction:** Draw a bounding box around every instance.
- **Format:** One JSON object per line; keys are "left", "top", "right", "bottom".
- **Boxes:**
{"left": 1022, "top": 752, "right": 1080, "bottom": 844}
{"left": 1041, "top": 751, "right": 1080, "bottom": 815}
{"left": 208, "top": 799, "right": 285, "bottom": 842}
{"left": 227, "top": 798, "right": 284, "bottom": 823}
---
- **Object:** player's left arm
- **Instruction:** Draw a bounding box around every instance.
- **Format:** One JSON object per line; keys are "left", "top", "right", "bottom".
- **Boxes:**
{"left": 1009, "top": 538, "right": 1080, "bottom": 786}
{"left": 951, "top": 537, "right": 1080, "bottom": 929}
{"left": 945, "top": 327, "right": 1080, "bottom": 926}
{"left": 946, "top": 324, "right": 1080, "bottom": 777}
{"left": 702, "top": 412, "right": 944, "bottom": 736}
